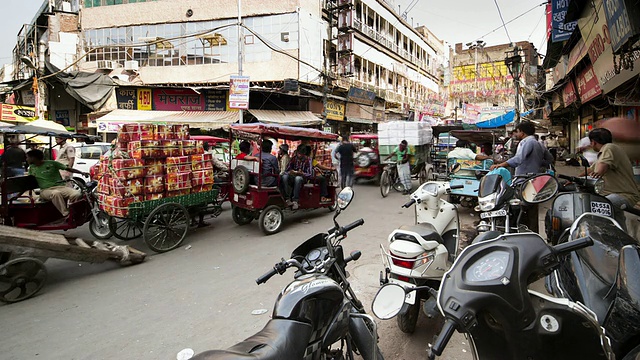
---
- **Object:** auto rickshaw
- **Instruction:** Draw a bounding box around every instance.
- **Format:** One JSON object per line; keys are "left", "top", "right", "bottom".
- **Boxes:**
{"left": 446, "top": 129, "right": 504, "bottom": 208}
{"left": 351, "top": 133, "right": 380, "bottom": 183}
{"left": 229, "top": 123, "right": 339, "bottom": 235}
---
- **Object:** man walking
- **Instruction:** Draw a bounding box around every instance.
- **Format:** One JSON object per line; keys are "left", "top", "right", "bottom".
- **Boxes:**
{"left": 334, "top": 136, "right": 356, "bottom": 188}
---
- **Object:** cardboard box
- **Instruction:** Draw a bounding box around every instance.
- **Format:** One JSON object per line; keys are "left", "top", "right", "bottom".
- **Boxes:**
{"left": 144, "top": 175, "right": 165, "bottom": 194}
{"left": 191, "top": 169, "right": 214, "bottom": 186}
{"left": 167, "top": 189, "right": 191, "bottom": 197}
{"left": 172, "top": 124, "right": 190, "bottom": 140}
{"left": 112, "top": 159, "right": 146, "bottom": 180}
{"left": 191, "top": 153, "right": 213, "bottom": 171}
{"left": 144, "top": 159, "right": 165, "bottom": 176}
{"left": 145, "top": 193, "right": 165, "bottom": 201}
{"left": 97, "top": 174, "right": 111, "bottom": 195}
{"left": 166, "top": 172, "right": 191, "bottom": 191}
{"left": 102, "top": 195, "right": 142, "bottom": 217}
{"left": 166, "top": 156, "right": 191, "bottom": 173}
{"left": 161, "top": 140, "right": 181, "bottom": 157}
{"left": 154, "top": 125, "right": 174, "bottom": 140}
{"left": 192, "top": 184, "right": 213, "bottom": 193}
{"left": 111, "top": 178, "right": 144, "bottom": 197}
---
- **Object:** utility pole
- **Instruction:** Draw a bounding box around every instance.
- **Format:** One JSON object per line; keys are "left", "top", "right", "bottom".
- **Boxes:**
{"left": 466, "top": 40, "right": 485, "bottom": 101}
{"left": 237, "top": 0, "right": 244, "bottom": 123}
{"left": 505, "top": 46, "right": 523, "bottom": 125}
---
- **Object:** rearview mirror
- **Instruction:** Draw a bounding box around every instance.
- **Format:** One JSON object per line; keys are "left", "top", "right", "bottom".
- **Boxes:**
{"left": 449, "top": 163, "right": 461, "bottom": 174}
{"left": 371, "top": 283, "right": 407, "bottom": 320}
{"left": 578, "top": 155, "right": 590, "bottom": 168}
{"left": 337, "top": 187, "right": 354, "bottom": 210}
{"left": 520, "top": 174, "right": 559, "bottom": 204}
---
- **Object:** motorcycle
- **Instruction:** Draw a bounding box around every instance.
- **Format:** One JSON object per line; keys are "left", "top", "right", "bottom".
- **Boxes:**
{"left": 371, "top": 213, "right": 640, "bottom": 359}
{"left": 378, "top": 180, "right": 464, "bottom": 333}
{"left": 545, "top": 212, "right": 640, "bottom": 359}
{"left": 193, "top": 187, "right": 384, "bottom": 360}
{"left": 476, "top": 171, "right": 559, "bottom": 236}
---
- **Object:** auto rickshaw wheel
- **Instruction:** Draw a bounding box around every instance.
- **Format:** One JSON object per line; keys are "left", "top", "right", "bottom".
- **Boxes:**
{"left": 0, "top": 257, "right": 47, "bottom": 303}
{"left": 109, "top": 217, "right": 144, "bottom": 241}
{"left": 89, "top": 211, "right": 113, "bottom": 240}
{"left": 232, "top": 166, "right": 250, "bottom": 194}
{"left": 232, "top": 206, "right": 255, "bottom": 225}
{"left": 143, "top": 203, "right": 189, "bottom": 253}
{"left": 259, "top": 205, "right": 284, "bottom": 235}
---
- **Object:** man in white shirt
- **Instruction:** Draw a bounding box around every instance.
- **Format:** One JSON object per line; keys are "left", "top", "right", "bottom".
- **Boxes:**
{"left": 447, "top": 140, "right": 491, "bottom": 161}
{"left": 577, "top": 136, "right": 598, "bottom": 165}
{"left": 55, "top": 136, "right": 75, "bottom": 181}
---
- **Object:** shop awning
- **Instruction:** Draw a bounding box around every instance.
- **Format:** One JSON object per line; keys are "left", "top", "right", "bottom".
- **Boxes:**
{"left": 347, "top": 117, "right": 374, "bottom": 124}
{"left": 95, "top": 109, "right": 238, "bottom": 131}
{"left": 248, "top": 110, "right": 322, "bottom": 126}
{"left": 475, "top": 110, "right": 534, "bottom": 128}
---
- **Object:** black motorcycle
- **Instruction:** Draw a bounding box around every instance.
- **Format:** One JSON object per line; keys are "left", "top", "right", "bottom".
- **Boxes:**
{"left": 194, "top": 187, "right": 383, "bottom": 360}
{"left": 371, "top": 223, "right": 640, "bottom": 359}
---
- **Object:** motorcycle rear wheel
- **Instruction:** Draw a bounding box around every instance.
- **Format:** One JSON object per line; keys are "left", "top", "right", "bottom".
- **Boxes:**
{"left": 396, "top": 302, "right": 420, "bottom": 334}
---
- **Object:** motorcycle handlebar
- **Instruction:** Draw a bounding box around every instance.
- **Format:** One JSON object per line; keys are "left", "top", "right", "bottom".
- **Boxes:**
{"left": 337, "top": 218, "right": 365, "bottom": 236}
{"left": 402, "top": 199, "right": 416, "bottom": 208}
{"left": 553, "top": 236, "right": 593, "bottom": 256}
{"left": 256, "top": 267, "right": 279, "bottom": 285}
{"left": 429, "top": 319, "right": 457, "bottom": 358}
{"left": 449, "top": 184, "right": 464, "bottom": 190}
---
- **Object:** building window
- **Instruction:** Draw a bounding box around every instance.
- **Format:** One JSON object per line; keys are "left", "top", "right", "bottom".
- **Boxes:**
{"left": 84, "top": 0, "right": 156, "bottom": 7}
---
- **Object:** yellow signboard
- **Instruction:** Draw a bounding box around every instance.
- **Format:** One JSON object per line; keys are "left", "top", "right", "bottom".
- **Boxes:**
{"left": 0, "top": 104, "right": 37, "bottom": 123}
{"left": 137, "top": 88, "right": 152, "bottom": 110}
{"left": 325, "top": 100, "right": 345, "bottom": 121}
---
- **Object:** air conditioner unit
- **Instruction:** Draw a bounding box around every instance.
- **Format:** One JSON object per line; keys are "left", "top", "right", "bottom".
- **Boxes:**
{"left": 124, "top": 60, "right": 139, "bottom": 71}
{"left": 97, "top": 60, "right": 117, "bottom": 70}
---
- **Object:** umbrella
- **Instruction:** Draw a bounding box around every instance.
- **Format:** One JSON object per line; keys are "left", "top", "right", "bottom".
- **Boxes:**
{"left": 7, "top": 119, "right": 70, "bottom": 136}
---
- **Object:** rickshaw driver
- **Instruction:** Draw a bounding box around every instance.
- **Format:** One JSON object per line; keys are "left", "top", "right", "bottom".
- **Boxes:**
{"left": 280, "top": 145, "right": 313, "bottom": 210}
{"left": 26, "top": 149, "right": 89, "bottom": 217}
{"left": 448, "top": 140, "right": 491, "bottom": 161}
{"left": 308, "top": 145, "right": 333, "bottom": 203}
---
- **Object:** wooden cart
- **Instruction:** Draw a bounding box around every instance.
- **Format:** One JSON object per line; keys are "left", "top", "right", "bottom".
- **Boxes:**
{"left": 0, "top": 225, "right": 146, "bottom": 304}
{"left": 106, "top": 188, "right": 222, "bottom": 253}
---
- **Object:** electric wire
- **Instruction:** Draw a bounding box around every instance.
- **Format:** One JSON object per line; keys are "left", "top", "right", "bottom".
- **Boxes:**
{"left": 492, "top": 0, "right": 513, "bottom": 44}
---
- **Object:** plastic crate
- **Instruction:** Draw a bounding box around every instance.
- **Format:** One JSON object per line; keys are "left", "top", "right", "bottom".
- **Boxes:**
{"left": 128, "top": 189, "right": 219, "bottom": 221}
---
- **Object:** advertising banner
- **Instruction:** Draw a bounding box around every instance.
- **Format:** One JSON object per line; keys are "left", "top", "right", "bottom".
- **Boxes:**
{"left": 562, "top": 80, "right": 578, "bottom": 106}
{"left": 116, "top": 88, "right": 138, "bottom": 110}
{"left": 153, "top": 89, "right": 205, "bottom": 111}
{"left": 602, "top": 0, "right": 635, "bottom": 53}
{"left": 576, "top": 64, "right": 602, "bottom": 103}
{"left": 579, "top": 1, "right": 640, "bottom": 94}
{"left": 137, "top": 88, "right": 152, "bottom": 110}
{"left": 205, "top": 90, "right": 227, "bottom": 111}
{"left": 229, "top": 75, "right": 250, "bottom": 109}
{"left": 347, "top": 87, "right": 376, "bottom": 106}
{"left": 551, "top": 0, "right": 578, "bottom": 43}
{"left": 0, "top": 104, "right": 36, "bottom": 122}
{"left": 324, "top": 100, "right": 345, "bottom": 121}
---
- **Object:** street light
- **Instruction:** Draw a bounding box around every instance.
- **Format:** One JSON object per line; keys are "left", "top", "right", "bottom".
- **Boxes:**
{"left": 20, "top": 55, "right": 41, "bottom": 120}
{"left": 505, "top": 46, "right": 523, "bottom": 124}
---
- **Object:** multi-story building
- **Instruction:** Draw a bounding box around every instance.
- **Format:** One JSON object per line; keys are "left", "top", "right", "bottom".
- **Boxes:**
{"left": 8, "top": 0, "right": 444, "bottom": 136}
{"left": 449, "top": 41, "right": 540, "bottom": 124}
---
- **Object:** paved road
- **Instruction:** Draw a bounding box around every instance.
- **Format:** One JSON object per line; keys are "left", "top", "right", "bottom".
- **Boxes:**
{"left": 2, "top": 168, "right": 584, "bottom": 360}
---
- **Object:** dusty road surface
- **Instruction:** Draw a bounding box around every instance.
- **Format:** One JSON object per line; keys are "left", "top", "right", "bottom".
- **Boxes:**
{"left": 2, "top": 169, "right": 580, "bottom": 359}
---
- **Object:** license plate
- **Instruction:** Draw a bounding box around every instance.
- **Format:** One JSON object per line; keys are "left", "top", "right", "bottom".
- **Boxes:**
{"left": 481, "top": 209, "right": 508, "bottom": 219}
{"left": 590, "top": 201, "right": 612, "bottom": 217}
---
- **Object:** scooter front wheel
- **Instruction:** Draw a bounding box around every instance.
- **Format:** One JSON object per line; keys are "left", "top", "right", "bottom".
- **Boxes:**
{"left": 380, "top": 170, "right": 391, "bottom": 197}
{"left": 396, "top": 302, "right": 420, "bottom": 334}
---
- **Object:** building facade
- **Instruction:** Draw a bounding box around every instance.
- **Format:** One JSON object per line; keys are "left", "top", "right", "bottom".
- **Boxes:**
{"left": 8, "top": 0, "right": 445, "bottom": 136}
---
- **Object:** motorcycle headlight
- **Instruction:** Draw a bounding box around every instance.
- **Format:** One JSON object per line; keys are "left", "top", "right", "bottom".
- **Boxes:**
{"left": 478, "top": 192, "right": 498, "bottom": 211}
{"left": 422, "top": 183, "right": 439, "bottom": 197}
{"left": 594, "top": 178, "right": 605, "bottom": 195}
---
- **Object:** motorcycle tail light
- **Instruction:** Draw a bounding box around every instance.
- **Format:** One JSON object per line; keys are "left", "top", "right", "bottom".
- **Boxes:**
{"left": 392, "top": 257, "right": 415, "bottom": 269}
{"left": 552, "top": 216, "right": 561, "bottom": 231}
{"left": 397, "top": 275, "right": 411, "bottom": 282}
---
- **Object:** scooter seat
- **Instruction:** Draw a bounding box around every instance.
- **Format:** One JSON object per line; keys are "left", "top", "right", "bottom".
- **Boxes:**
{"left": 193, "top": 319, "right": 312, "bottom": 360}
{"left": 398, "top": 223, "right": 444, "bottom": 244}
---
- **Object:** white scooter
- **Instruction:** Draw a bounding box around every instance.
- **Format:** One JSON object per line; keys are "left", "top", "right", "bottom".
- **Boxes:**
{"left": 379, "top": 180, "right": 464, "bottom": 333}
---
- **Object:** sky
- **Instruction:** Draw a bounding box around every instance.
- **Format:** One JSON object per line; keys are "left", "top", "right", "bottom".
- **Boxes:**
{"left": 0, "top": 0, "right": 549, "bottom": 66}
{"left": 396, "top": 0, "right": 549, "bottom": 55}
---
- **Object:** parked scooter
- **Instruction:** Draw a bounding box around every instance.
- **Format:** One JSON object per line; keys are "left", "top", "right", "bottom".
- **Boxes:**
{"left": 372, "top": 222, "right": 640, "bottom": 359}
{"left": 193, "top": 188, "right": 383, "bottom": 360}
{"left": 379, "top": 180, "right": 464, "bottom": 333}
{"left": 545, "top": 213, "right": 640, "bottom": 359}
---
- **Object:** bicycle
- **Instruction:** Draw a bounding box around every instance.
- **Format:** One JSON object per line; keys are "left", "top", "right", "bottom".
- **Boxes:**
{"left": 379, "top": 161, "right": 405, "bottom": 197}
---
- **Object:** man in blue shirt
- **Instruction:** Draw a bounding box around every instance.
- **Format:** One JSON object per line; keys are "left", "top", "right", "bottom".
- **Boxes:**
{"left": 281, "top": 145, "right": 313, "bottom": 209}
{"left": 490, "top": 121, "right": 552, "bottom": 176}
{"left": 259, "top": 140, "right": 279, "bottom": 187}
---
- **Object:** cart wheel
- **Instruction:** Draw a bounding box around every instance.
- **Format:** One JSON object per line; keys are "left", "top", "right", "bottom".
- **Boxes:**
{"left": 109, "top": 217, "right": 143, "bottom": 241}
{"left": 259, "top": 205, "right": 284, "bottom": 235}
{"left": 89, "top": 211, "right": 113, "bottom": 240}
{"left": 232, "top": 166, "right": 250, "bottom": 194}
{"left": 0, "top": 257, "right": 47, "bottom": 303}
{"left": 380, "top": 170, "right": 391, "bottom": 198}
{"left": 232, "top": 206, "right": 255, "bottom": 225}
{"left": 143, "top": 203, "right": 189, "bottom": 253}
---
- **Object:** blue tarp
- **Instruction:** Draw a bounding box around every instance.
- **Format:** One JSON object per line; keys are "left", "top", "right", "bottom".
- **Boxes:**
{"left": 475, "top": 109, "right": 534, "bottom": 128}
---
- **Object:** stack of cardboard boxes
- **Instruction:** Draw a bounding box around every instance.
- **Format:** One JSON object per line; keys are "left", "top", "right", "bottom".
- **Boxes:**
{"left": 96, "top": 123, "right": 215, "bottom": 217}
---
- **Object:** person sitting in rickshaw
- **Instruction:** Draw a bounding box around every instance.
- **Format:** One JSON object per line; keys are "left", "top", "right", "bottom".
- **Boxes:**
{"left": 259, "top": 140, "right": 279, "bottom": 187}
{"left": 280, "top": 145, "right": 313, "bottom": 210}
{"left": 447, "top": 140, "right": 491, "bottom": 161}
{"left": 308, "top": 145, "right": 333, "bottom": 203}
{"left": 26, "top": 149, "right": 89, "bottom": 217}
{"left": 236, "top": 140, "right": 258, "bottom": 161}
